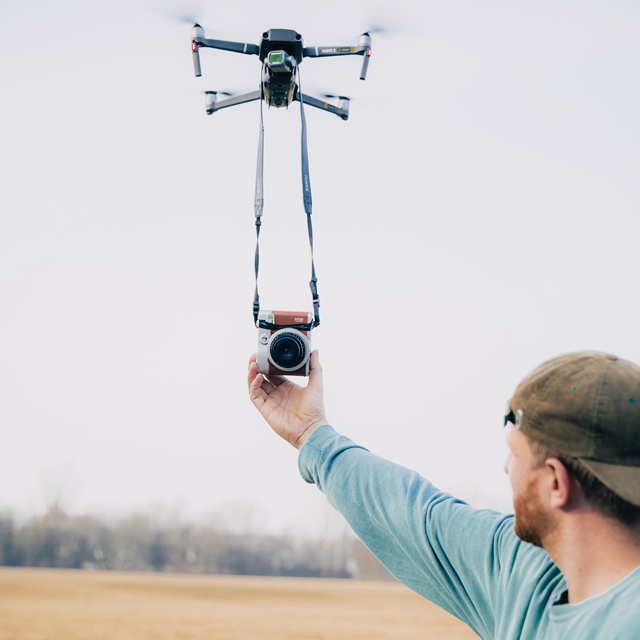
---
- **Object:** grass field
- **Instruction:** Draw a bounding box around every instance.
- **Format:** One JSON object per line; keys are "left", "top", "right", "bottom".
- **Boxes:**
{"left": 0, "top": 568, "right": 478, "bottom": 639}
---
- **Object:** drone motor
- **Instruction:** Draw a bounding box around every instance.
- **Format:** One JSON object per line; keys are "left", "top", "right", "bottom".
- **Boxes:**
{"left": 338, "top": 97, "right": 350, "bottom": 120}
{"left": 358, "top": 33, "right": 373, "bottom": 80}
{"left": 191, "top": 24, "right": 205, "bottom": 77}
{"left": 204, "top": 91, "right": 217, "bottom": 115}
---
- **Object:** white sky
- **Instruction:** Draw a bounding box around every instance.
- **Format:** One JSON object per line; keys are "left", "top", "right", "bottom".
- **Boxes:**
{"left": 1, "top": 0, "right": 639, "bottom": 536}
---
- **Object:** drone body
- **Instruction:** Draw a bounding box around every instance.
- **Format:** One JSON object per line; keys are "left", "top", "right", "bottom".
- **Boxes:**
{"left": 191, "top": 26, "right": 372, "bottom": 119}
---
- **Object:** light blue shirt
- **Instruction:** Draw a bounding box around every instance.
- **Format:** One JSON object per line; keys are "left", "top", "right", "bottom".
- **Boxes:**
{"left": 298, "top": 425, "right": 640, "bottom": 639}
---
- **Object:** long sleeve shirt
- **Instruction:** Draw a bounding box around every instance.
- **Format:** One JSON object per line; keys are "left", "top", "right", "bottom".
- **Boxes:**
{"left": 298, "top": 425, "right": 640, "bottom": 639}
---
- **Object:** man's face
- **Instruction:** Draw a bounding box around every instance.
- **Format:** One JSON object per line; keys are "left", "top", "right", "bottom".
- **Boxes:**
{"left": 504, "top": 425, "right": 555, "bottom": 548}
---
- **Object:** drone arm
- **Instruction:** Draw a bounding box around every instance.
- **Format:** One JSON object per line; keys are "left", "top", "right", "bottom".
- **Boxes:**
{"left": 194, "top": 36, "right": 259, "bottom": 56}
{"left": 294, "top": 92, "right": 349, "bottom": 120}
{"left": 192, "top": 44, "right": 202, "bottom": 76}
{"left": 207, "top": 90, "right": 262, "bottom": 114}
{"left": 304, "top": 34, "right": 372, "bottom": 79}
{"left": 302, "top": 44, "right": 367, "bottom": 58}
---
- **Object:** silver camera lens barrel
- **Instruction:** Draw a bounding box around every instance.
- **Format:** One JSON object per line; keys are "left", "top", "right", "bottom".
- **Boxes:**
{"left": 267, "top": 328, "right": 310, "bottom": 372}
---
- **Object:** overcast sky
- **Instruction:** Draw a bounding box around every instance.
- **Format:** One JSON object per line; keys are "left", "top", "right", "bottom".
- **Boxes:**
{"left": 1, "top": 0, "right": 639, "bottom": 535}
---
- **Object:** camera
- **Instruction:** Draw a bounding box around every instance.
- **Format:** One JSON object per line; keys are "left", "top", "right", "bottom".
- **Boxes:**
{"left": 256, "top": 310, "right": 312, "bottom": 377}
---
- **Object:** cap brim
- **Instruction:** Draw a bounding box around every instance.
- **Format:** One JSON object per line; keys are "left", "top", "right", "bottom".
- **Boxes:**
{"left": 579, "top": 459, "right": 640, "bottom": 507}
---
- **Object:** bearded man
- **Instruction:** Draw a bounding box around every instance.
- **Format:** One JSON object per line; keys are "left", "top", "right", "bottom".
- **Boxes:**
{"left": 248, "top": 351, "right": 640, "bottom": 638}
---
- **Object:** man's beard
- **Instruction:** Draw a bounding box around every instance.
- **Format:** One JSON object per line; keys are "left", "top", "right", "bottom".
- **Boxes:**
{"left": 513, "top": 477, "right": 555, "bottom": 548}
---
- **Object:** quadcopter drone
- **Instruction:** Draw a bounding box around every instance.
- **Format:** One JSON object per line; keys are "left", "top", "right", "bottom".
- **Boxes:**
{"left": 190, "top": 26, "right": 374, "bottom": 375}
{"left": 191, "top": 26, "right": 373, "bottom": 119}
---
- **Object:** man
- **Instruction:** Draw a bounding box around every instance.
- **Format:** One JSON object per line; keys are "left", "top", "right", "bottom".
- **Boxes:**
{"left": 248, "top": 350, "right": 640, "bottom": 638}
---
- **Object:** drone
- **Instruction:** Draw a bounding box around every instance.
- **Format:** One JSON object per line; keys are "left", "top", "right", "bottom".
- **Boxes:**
{"left": 191, "top": 26, "right": 373, "bottom": 120}
{"left": 189, "top": 26, "right": 375, "bottom": 349}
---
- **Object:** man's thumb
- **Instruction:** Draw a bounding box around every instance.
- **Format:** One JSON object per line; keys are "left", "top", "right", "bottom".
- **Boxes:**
{"left": 309, "top": 350, "right": 323, "bottom": 389}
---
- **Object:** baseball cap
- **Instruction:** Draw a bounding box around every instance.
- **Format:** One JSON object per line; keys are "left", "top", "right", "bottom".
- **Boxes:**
{"left": 507, "top": 351, "right": 640, "bottom": 507}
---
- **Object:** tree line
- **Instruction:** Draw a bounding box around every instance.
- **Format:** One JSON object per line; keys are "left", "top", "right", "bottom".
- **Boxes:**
{"left": 0, "top": 502, "right": 392, "bottom": 580}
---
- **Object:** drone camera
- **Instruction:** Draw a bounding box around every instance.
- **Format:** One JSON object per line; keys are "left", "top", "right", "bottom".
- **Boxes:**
{"left": 256, "top": 310, "right": 313, "bottom": 377}
{"left": 266, "top": 49, "right": 295, "bottom": 73}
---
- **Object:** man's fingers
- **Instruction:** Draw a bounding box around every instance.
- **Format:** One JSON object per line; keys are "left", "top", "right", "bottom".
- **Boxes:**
{"left": 260, "top": 377, "right": 277, "bottom": 395}
{"left": 309, "top": 350, "right": 323, "bottom": 391}
{"left": 310, "top": 349, "right": 322, "bottom": 372}
{"left": 265, "top": 374, "right": 287, "bottom": 387}
{"left": 249, "top": 355, "right": 287, "bottom": 391}
{"left": 249, "top": 369, "right": 264, "bottom": 394}
{"left": 247, "top": 359, "right": 259, "bottom": 394}
{"left": 249, "top": 369, "right": 267, "bottom": 406}
{"left": 249, "top": 360, "right": 283, "bottom": 412}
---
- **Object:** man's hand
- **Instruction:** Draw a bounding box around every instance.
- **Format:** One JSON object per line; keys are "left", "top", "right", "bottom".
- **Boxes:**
{"left": 247, "top": 351, "right": 327, "bottom": 450}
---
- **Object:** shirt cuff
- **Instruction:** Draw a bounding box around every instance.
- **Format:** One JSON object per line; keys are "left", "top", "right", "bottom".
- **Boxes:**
{"left": 297, "top": 424, "right": 370, "bottom": 485}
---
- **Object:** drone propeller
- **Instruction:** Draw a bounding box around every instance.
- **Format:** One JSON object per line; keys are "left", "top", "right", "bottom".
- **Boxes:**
{"left": 361, "top": 7, "right": 406, "bottom": 37}
{"left": 173, "top": 14, "right": 199, "bottom": 25}
{"left": 362, "top": 26, "right": 389, "bottom": 36}
{"left": 321, "top": 93, "right": 351, "bottom": 101}
{"left": 153, "top": 0, "right": 205, "bottom": 25}
{"left": 203, "top": 90, "right": 241, "bottom": 114}
{"left": 202, "top": 90, "right": 234, "bottom": 97}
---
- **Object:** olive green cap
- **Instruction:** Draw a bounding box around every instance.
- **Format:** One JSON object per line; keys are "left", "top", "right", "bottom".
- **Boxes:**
{"left": 509, "top": 351, "right": 640, "bottom": 507}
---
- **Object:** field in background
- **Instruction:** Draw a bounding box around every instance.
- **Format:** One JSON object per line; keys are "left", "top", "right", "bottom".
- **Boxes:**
{"left": 0, "top": 568, "right": 477, "bottom": 640}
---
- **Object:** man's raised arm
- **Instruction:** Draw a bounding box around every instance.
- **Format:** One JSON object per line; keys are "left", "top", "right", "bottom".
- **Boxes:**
{"left": 246, "top": 353, "right": 554, "bottom": 640}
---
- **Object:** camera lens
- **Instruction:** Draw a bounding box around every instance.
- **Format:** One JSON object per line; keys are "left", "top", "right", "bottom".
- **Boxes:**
{"left": 269, "top": 330, "right": 309, "bottom": 371}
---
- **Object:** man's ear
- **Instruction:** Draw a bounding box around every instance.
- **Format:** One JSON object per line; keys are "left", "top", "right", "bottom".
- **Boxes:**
{"left": 544, "top": 458, "right": 574, "bottom": 510}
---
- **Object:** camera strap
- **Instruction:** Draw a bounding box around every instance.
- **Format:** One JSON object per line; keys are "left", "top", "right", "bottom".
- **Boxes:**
{"left": 252, "top": 64, "right": 320, "bottom": 332}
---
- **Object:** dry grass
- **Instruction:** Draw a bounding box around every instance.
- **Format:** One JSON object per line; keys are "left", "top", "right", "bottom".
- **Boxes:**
{"left": 0, "top": 568, "right": 478, "bottom": 640}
